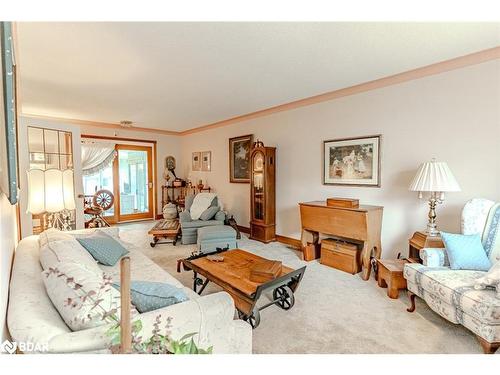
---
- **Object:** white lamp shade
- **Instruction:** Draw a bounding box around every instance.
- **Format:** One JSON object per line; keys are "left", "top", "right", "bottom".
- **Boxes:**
{"left": 27, "top": 169, "right": 46, "bottom": 214}
{"left": 62, "top": 169, "right": 76, "bottom": 210}
{"left": 409, "top": 160, "right": 461, "bottom": 192}
{"left": 27, "top": 169, "right": 76, "bottom": 214}
{"left": 44, "top": 169, "right": 65, "bottom": 213}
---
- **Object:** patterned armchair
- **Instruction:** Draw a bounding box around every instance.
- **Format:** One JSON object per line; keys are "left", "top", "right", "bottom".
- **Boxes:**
{"left": 404, "top": 198, "right": 500, "bottom": 354}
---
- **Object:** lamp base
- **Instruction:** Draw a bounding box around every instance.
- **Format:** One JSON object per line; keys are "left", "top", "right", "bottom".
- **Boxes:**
{"left": 425, "top": 224, "right": 440, "bottom": 237}
{"left": 425, "top": 194, "right": 443, "bottom": 237}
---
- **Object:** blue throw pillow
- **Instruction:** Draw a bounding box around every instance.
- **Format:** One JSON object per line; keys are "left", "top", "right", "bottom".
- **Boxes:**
{"left": 440, "top": 231, "right": 491, "bottom": 271}
{"left": 76, "top": 232, "right": 129, "bottom": 266}
{"left": 112, "top": 281, "right": 189, "bottom": 313}
{"left": 199, "top": 206, "right": 219, "bottom": 221}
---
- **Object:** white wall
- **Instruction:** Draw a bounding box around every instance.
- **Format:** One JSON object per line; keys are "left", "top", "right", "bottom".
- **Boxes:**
{"left": 0, "top": 193, "right": 18, "bottom": 341}
{"left": 181, "top": 60, "right": 500, "bottom": 257}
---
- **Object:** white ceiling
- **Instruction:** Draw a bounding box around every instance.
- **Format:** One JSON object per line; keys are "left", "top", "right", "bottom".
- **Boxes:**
{"left": 17, "top": 22, "right": 500, "bottom": 132}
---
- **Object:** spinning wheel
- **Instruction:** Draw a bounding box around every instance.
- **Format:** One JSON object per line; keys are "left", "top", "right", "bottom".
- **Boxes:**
{"left": 93, "top": 189, "right": 114, "bottom": 210}
{"left": 84, "top": 189, "right": 115, "bottom": 228}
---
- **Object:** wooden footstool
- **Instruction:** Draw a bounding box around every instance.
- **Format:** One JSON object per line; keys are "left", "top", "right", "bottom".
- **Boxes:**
{"left": 376, "top": 259, "right": 407, "bottom": 299}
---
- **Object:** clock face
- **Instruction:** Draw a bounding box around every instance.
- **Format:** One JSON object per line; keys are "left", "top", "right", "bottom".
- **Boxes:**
{"left": 254, "top": 153, "right": 264, "bottom": 171}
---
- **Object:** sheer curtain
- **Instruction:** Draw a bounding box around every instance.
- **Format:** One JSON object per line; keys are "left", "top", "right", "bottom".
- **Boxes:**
{"left": 81, "top": 141, "right": 117, "bottom": 176}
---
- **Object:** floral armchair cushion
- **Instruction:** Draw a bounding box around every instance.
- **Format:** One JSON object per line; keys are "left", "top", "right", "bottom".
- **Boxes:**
{"left": 420, "top": 248, "right": 449, "bottom": 267}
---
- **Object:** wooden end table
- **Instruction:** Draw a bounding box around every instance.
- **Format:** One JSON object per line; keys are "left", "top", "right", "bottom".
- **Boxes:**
{"left": 179, "top": 248, "right": 306, "bottom": 329}
{"left": 148, "top": 219, "right": 181, "bottom": 247}
{"left": 409, "top": 231, "right": 444, "bottom": 263}
{"left": 376, "top": 259, "right": 408, "bottom": 299}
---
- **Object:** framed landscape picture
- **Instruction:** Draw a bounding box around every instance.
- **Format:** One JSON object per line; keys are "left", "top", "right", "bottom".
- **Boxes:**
{"left": 323, "top": 135, "right": 381, "bottom": 187}
{"left": 201, "top": 151, "right": 211, "bottom": 172}
{"left": 192, "top": 152, "right": 201, "bottom": 171}
{"left": 229, "top": 134, "right": 253, "bottom": 183}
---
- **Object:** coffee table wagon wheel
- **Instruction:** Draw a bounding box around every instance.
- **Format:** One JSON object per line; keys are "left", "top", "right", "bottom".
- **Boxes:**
{"left": 93, "top": 189, "right": 114, "bottom": 211}
{"left": 239, "top": 307, "right": 260, "bottom": 329}
{"left": 246, "top": 307, "right": 261, "bottom": 329}
{"left": 273, "top": 285, "right": 295, "bottom": 310}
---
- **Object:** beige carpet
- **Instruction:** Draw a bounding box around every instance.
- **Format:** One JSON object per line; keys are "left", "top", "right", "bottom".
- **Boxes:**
{"left": 118, "top": 221, "right": 483, "bottom": 354}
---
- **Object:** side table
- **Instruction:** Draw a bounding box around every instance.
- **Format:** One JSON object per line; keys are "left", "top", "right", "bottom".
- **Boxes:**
{"left": 376, "top": 259, "right": 408, "bottom": 299}
{"left": 409, "top": 231, "right": 444, "bottom": 262}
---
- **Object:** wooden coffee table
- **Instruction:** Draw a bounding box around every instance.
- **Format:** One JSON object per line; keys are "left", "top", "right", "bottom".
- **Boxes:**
{"left": 148, "top": 219, "right": 181, "bottom": 247}
{"left": 180, "top": 249, "right": 306, "bottom": 328}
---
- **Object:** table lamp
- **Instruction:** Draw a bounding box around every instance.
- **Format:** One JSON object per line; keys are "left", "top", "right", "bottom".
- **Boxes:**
{"left": 27, "top": 169, "right": 76, "bottom": 230}
{"left": 409, "top": 159, "right": 461, "bottom": 236}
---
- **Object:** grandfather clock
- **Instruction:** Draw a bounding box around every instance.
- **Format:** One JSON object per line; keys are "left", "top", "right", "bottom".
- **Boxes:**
{"left": 250, "top": 143, "right": 276, "bottom": 243}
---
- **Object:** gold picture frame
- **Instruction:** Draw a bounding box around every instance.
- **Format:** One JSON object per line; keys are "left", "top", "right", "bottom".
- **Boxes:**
{"left": 229, "top": 134, "right": 253, "bottom": 183}
{"left": 323, "top": 135, "right": 381, "bottom": 187}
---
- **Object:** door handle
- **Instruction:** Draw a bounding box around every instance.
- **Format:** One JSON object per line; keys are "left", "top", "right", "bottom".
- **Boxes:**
{"left": 148, "top": 182, "right": 153, "bottom": 189}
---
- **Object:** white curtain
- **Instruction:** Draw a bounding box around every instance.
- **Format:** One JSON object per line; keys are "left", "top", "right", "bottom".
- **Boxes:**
{"left": 81, "top": 141, "right": 117, "bottom": 176}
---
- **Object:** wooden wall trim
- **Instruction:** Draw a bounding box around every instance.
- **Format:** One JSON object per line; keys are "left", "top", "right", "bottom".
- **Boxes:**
{"left": 276, "top": 235, "right": 302, "bottom": 250}
{"left": 237, "top": 225, "right": 250, "bottom": 234}
{"left": 21, "top": 114, "right": 181, "bottom": 136}
{"left": 20, "top": 47, "right": 500, "bottom": 137}
{"left": 82, "top": 134, "right": 157, "bottom": 144}
{"left": 237, "top": 225, "right": 301, "bottom": 249}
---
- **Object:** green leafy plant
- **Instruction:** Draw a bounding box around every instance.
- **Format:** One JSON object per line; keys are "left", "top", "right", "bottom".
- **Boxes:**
{"left": 106, "top": 315, "right": 213, "bottom": 354}
{"left": 47, "top": 266, "right": 212, "bottom": 354}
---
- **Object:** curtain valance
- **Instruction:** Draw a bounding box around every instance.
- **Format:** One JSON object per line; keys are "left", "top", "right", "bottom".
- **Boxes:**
{"left": 81, "top": 142, "right": 117, "bottom": 176}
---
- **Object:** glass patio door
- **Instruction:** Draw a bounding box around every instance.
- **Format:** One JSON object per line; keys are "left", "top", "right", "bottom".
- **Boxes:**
{"left": 116, "top": 145, "right": 153, "bottom": 221}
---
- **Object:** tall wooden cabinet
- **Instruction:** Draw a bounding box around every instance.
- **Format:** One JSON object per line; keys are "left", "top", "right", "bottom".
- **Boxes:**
{"left": 250, "top": 145, "right": 276, "bottom": 243}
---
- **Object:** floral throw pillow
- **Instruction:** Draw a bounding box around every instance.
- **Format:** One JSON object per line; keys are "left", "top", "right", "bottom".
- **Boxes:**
{"left": 42, "top": 262, "right": 121, "bottom": 331}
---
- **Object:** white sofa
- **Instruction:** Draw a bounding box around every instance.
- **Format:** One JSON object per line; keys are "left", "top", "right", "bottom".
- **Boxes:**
{"left": 404, "top": 198, "right": 500, "bottom": 354}
{"left": 7, "top": 228, "right": 252, "bottom": 354}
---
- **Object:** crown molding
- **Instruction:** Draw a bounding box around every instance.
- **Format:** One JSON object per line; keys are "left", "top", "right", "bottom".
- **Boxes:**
{"left": 21, "top": 46, "right": 500, "bottom": 137}
{"left": 19, "top": 114, "right": 181, "bottom": 136}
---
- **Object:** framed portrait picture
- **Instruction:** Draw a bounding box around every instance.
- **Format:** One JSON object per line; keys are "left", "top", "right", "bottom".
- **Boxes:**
{"left": 201, "top": 151, "right": 211, "bottom": 172}
{"left": 192, "top": 152, "right": 201, "bottom": 171}
{"left": 323, "top": 135, "right": 381, "bottom": 187}
{"left": 229, "top": 134, "right": 253, "bottom": 183}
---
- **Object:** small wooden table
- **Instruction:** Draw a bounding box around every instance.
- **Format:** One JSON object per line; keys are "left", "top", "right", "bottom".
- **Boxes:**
{"left": 409, "top": 231, "right": 444, "bottom": 263}
{"left": 180, "top": 249, "right": 306, "bottom": 328}
{"left": 376, "top": 259, "right": 407, "bottom": 299}
{"left": 148, "top": 219, "right": 181, "bottom": 247}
